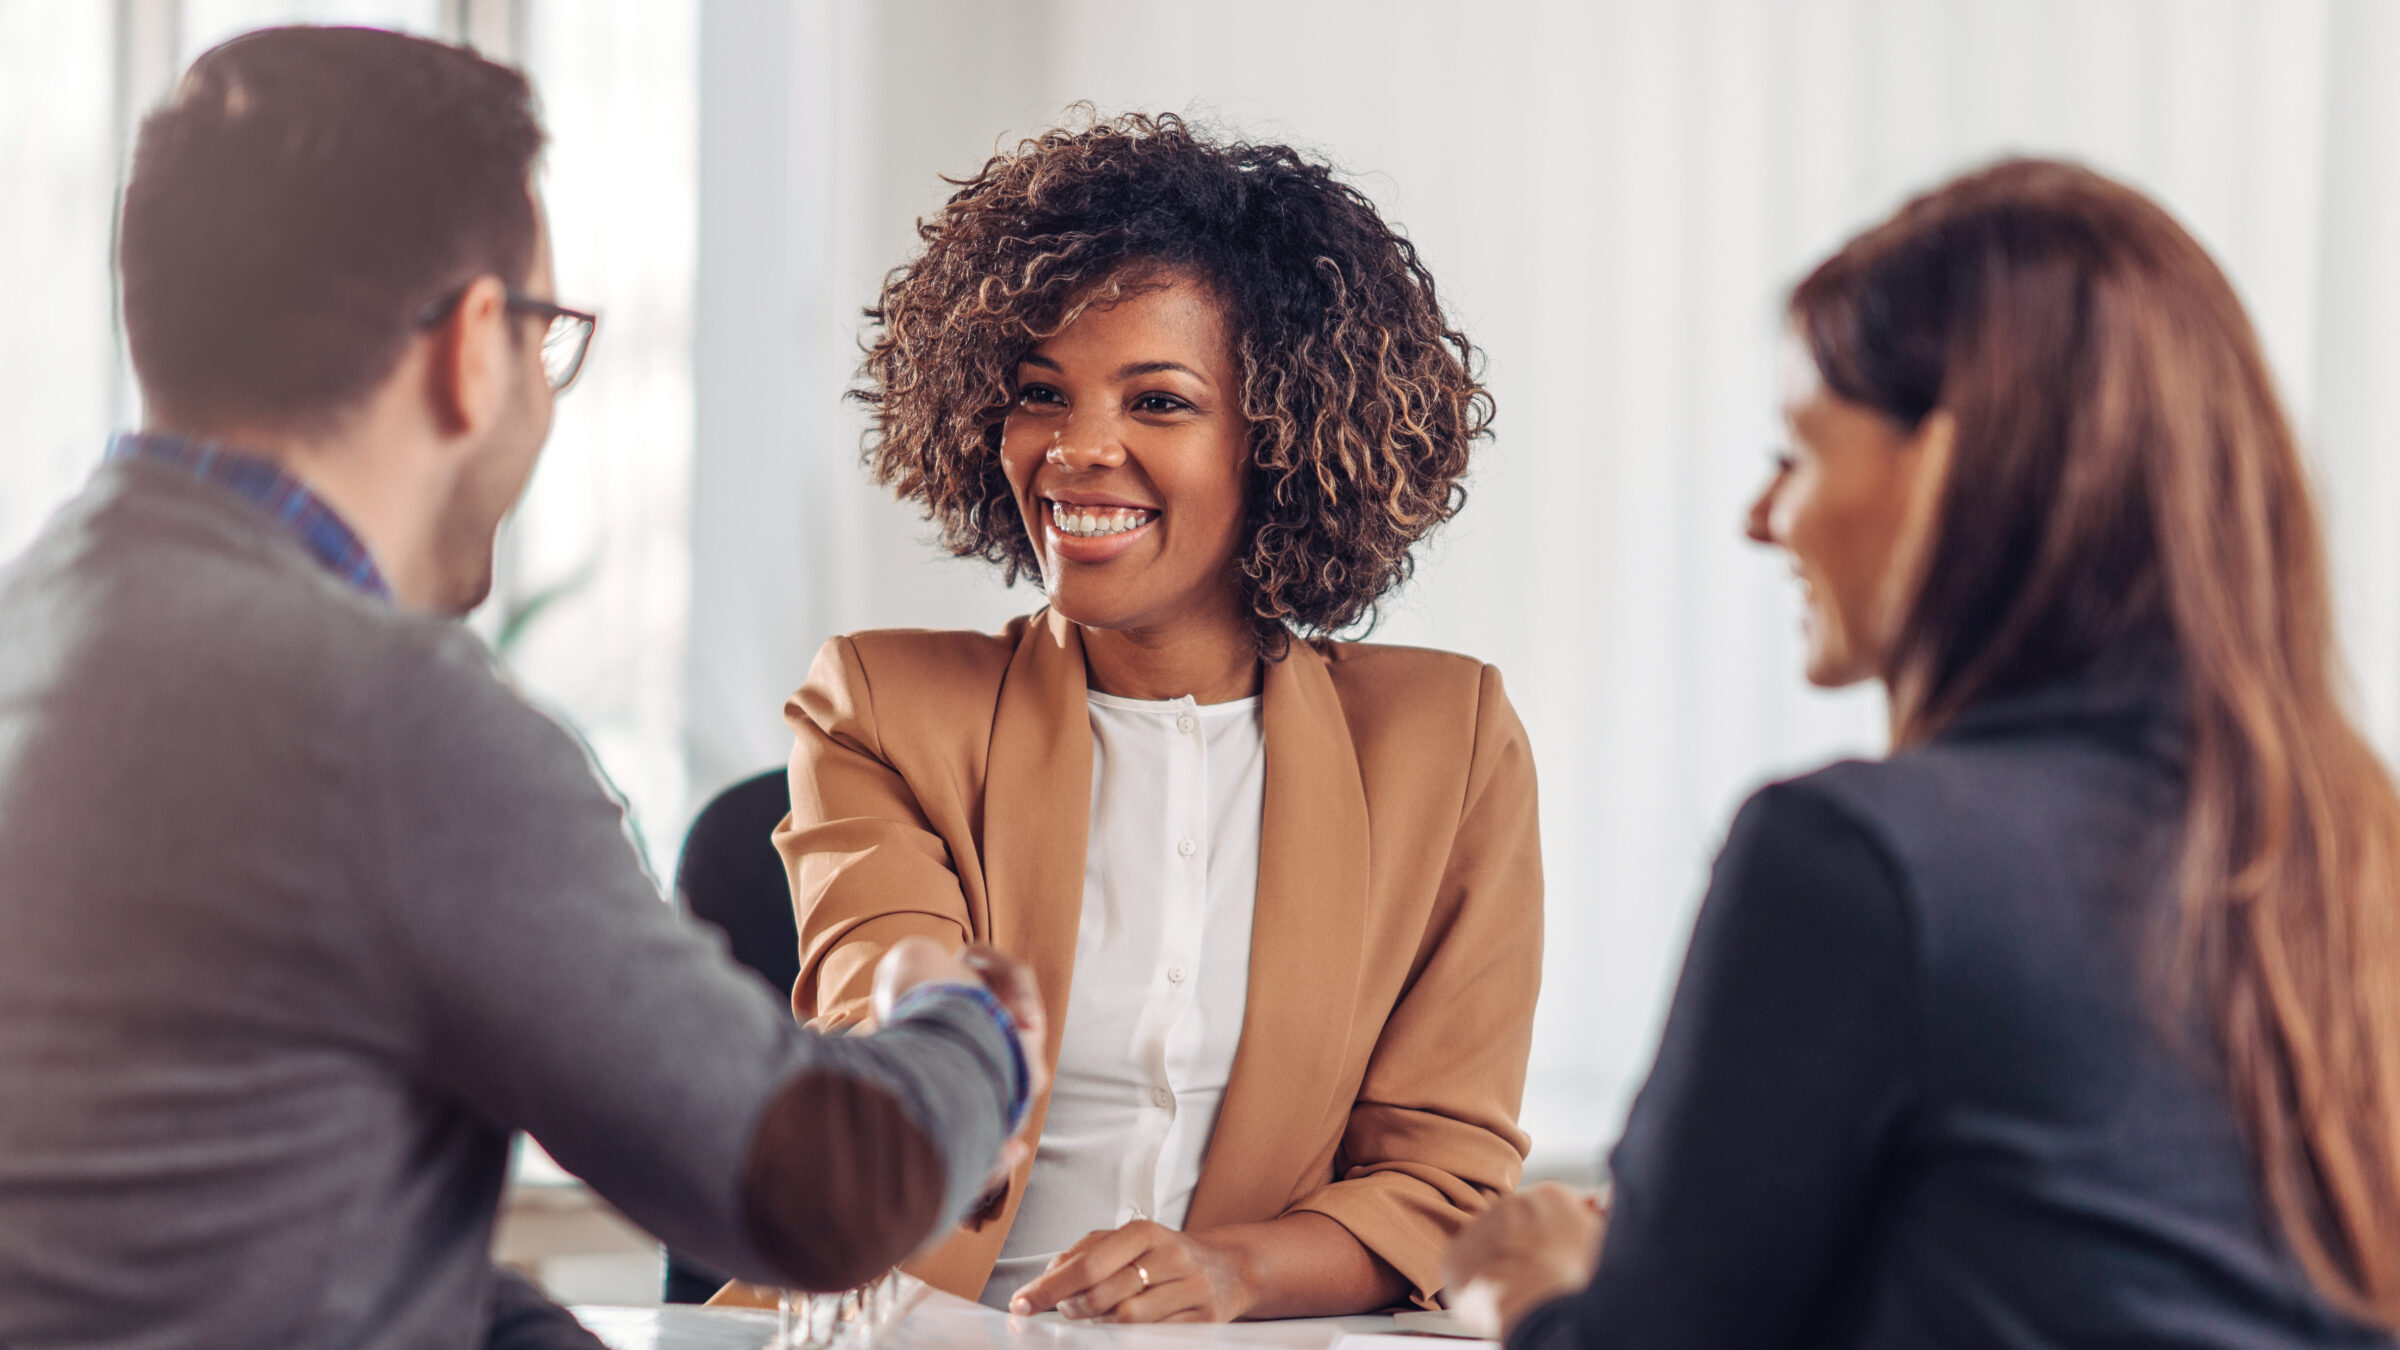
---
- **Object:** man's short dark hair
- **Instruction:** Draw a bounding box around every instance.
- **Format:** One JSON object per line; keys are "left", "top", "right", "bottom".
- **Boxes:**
{"left": 119, "top": 26, "right": 545, "bottom": 430}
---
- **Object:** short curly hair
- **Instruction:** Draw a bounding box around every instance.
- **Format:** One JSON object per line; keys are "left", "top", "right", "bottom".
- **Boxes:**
{"left": 854, "top": 110, "right": 1494, "bottom": 653}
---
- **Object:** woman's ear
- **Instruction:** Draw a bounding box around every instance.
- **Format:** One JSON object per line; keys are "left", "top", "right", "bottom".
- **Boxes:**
{"left": 1877, "top": 409, "right": 1959, "bottom": 648}
{"left": 1909, "top": 409, "right": 1958, "bottom": 470}
{"left": 1875, "top": 409, "right": 1960, "bottom": 736}
{"left": 1898, "top": 410, "right": 1957, "bottom": 543}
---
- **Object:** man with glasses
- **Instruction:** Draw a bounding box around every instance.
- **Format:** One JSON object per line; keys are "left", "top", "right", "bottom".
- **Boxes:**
{"left": 0, "top": 26, "right": 1041, "bottom": 1350}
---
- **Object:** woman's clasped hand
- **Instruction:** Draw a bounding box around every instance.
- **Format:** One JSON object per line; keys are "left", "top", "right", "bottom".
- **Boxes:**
{"left": 1006, "top": 1220, "right": 1250, "bottom": 1323}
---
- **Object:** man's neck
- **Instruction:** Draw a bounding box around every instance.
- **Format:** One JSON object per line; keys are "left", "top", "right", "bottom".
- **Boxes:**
{"left": 143, "top": 410, "right": 441, "bottom": 610}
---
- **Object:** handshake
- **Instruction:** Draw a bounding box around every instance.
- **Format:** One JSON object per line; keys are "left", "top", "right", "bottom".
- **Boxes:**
{"left": 871, "top": 937, "right": 1052, "bottom": 1196}
{"left": 713, "top": 938, "right": 1053, "bottom": 1315}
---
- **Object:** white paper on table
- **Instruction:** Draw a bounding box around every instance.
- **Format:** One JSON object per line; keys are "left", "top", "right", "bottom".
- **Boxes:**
{"left": 896, "top": 1286, "right": 1337, "bottom": 1350}
{"left": 573, "top": 1281, "right": 1495, "bottom": 1350}
{"left": 893, "top": 1287, "right": 1495, "bottom": 1350}
{"left": 572, "top": 1304, "right": 779, "bottom": 1350}
{"left": 1383, "top": 1311, "right": 1487, "bottom": 1339}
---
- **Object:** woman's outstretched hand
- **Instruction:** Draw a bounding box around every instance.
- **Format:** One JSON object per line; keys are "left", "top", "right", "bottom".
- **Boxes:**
{"left": 1440, "top": 1182, "right": 1606, "bottom": 1339}
{"left": 1007, "top": 1220, "right": 1252, "bottom": 1323}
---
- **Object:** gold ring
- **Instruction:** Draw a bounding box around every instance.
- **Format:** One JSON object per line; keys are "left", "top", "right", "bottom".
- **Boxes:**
{"left": 1135, "top": 1264, "right": 1151, "bottom": 1291}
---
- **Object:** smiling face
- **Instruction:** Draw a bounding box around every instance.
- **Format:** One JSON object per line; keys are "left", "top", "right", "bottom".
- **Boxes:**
{"left": 1747, "top": 342, "right": 1955, "bottom": 688}
{"left": 1000, "top": 272, "right": 1253, "bottom": 640}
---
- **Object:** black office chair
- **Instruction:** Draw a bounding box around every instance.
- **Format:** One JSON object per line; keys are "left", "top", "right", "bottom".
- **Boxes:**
{"left": 662, "top": 768, "right": 802, "bottom": 1304}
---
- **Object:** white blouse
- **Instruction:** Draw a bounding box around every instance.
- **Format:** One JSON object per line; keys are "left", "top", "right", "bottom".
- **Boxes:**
{"left": 978, "top": 690, "right": 1265, "bottom": 1309}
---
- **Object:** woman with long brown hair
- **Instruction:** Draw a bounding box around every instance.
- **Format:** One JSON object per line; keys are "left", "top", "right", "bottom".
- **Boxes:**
{"left": 1443, "top": 158, "right": 2400, "bottom": 1347}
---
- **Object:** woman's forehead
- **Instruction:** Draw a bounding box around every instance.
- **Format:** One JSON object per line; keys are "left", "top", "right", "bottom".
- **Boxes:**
{"left": 1028, "top": 275, "right": 1235, "bottom": 371}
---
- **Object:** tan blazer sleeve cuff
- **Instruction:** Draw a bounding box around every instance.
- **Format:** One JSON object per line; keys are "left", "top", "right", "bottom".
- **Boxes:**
{"left": 1285, "top": 1171, "right": 1479, "bottom": 1309}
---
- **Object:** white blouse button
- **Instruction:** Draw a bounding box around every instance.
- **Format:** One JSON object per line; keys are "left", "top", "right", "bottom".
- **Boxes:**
{"left": 1151, "top": 1086, "right": 1171, "bottom": 1108}
{"left": 1177, "top": 838, "right": 1197, "bottom": 857}
{"left": 1167, "top": 965, "right": 1187, "bottom": 984}
{"left": 1176, "top": 713, "right": 1197, "bottom": 734}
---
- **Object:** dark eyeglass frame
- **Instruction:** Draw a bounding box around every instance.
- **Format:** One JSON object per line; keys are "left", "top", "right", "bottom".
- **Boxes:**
{"left": 416, "top": 287, "right": 600, "bottom": 394}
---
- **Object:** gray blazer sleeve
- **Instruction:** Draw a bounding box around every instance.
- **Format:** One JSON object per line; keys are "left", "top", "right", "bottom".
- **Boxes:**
{"left": 366, "top": 625, "right": 1019, "bottom": 1286}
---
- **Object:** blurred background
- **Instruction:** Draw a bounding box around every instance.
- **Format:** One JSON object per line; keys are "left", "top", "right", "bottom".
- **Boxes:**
{"left": 10, "top": 0, "right": 2400, "bottom": 1302}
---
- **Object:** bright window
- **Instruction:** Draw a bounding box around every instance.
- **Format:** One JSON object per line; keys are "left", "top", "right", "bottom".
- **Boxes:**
{"left": 0, "top": 0, "right": 698, "bottom": 876}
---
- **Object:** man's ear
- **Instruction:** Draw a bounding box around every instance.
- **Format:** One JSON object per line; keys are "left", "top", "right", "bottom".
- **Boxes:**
{"left": 424, "top": 275, "right": 511, "bottom": 437}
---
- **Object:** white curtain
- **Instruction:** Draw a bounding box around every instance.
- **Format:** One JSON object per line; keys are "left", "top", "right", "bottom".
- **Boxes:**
{"left": 690, "top": 0, "right": 2400, "bottom": 1169}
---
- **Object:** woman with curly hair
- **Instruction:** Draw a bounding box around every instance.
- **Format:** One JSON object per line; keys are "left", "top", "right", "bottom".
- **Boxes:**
{"left": 752, "top": 113, "right": 1541, "bottom": 1322}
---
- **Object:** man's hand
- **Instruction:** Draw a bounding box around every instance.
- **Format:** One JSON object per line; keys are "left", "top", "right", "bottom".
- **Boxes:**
{"left": 1441, "top": 1182, "right": 1605, "bottom": 1340}
{"left": 1007, "top": 1220, "right": 1253, "bottom": 1323}
{"left": 870, "top": 936, "right": 1048, "bottom": 1189}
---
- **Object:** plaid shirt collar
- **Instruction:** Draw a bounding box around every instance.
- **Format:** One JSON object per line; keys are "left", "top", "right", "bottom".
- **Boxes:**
{"left": 107, "top": 431, "right": 393, "bottom": 602}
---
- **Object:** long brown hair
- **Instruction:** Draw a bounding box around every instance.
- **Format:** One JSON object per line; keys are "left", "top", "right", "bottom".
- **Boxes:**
{"left": 1793, "top": 158, "right": 2400, "bottom": 1326}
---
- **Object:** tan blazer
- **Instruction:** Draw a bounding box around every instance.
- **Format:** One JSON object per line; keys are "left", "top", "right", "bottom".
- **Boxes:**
{"left": 775, "top": 610, "right": 1542, "bottom": 1304}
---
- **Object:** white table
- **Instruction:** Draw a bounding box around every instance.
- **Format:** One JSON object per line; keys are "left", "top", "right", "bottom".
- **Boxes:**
{"left": 574, "top": 1281, "right": 1485, "bottom": 1350}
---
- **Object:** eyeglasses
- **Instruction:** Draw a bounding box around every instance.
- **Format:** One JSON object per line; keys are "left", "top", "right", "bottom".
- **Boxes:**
{"left": 509, "top": 294, "right": 599, "bottom": 393}
{"left": 416, "top": 287, "right": 600, "bottom": 394}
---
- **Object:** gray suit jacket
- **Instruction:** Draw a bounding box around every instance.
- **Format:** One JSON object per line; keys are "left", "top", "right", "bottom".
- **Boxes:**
{"left": 0, "top": 459, "right": 1020, "bottom": 1348}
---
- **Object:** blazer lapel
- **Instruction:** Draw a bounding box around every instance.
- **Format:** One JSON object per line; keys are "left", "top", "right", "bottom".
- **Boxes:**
{"left": 909, "top": 610, "right": 1094, "bottom": 1294}
{"left": 980, "top": 607, "right": 1094, "bottom": 1070}
{"left": 1184, "top": 640, "right": 1372, "bottom": 1230}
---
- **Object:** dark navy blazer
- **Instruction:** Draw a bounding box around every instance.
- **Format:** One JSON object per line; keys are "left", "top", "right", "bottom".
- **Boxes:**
{"left": 1514, "top": 665, "right": 2393, "bottom": 1349}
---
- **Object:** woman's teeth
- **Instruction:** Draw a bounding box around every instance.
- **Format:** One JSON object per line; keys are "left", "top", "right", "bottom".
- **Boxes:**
{"left": 1049, "top": 501, "right": 1155, "bottom": 539}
